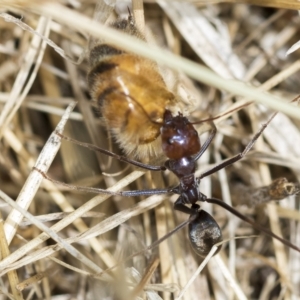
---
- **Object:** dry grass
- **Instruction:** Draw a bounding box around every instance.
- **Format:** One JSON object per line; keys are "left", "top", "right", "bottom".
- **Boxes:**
{"left": 0, "top": 0, "right": 300, "bottom": 299}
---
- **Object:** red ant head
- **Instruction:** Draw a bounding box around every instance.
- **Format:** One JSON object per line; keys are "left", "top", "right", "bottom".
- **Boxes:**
{"left": 160, "top": 110, "right": 201, "bottom": 160}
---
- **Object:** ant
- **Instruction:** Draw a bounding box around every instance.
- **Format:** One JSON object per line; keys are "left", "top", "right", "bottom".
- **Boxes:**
{"left": 35, "top": 103, "right": 300, "bottom": 257}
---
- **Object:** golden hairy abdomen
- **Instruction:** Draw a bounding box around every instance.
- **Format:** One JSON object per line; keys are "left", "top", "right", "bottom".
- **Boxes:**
{"left": 88, "top": 53, "right": 176, "bottom": 158}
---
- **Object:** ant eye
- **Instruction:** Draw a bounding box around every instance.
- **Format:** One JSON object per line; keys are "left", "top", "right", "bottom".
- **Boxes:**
{"left": 168, "top": 139, "right": 173, "bottom": 144}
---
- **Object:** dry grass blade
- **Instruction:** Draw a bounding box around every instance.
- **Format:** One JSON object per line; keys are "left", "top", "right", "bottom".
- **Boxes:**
{"left": 193, "top": 0, "right": 300, "bottom": 10}
{"left": 0, "top": 190, "right": 106, "bottom": 274}
{"left": 176, "top": 246, "right": 220, "bottom": 300}
{"left": 0, "top": 1, "right": 300, "bottom": 299}
{"left": 3, "top": 102, "right": 76, "bottom": 244}
{"left": 0, "top": 14, "right": 50, "bottom": 138}
{"left": 0, "top": 212, "right": 23, "bottom": 300}
{"left": 25, "top": 3, "right": 300, "bottom": 118}
{"left": 130, "top": 257, "right": 160, "bottom": 299}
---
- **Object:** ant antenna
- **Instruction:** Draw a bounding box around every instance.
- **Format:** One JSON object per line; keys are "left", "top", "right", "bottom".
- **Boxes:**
{"left": 127, "top": 6, "right": 134, "bottom": 26}
{"left": 192, "top": 94, "right": 300, "bottom": 125}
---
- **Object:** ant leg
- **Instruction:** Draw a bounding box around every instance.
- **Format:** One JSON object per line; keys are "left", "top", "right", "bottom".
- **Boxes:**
{"left": 174, "top": 197, "right": 199, "bottom": 215}
{"left": 206, "top": 197, "right": 300, "bottom": 254}
{"left": 199, "top": 111, "right": 278, "bottom": 179}
{"left": 56, "top": 132, "right": 166, "bottom": 171}
{"left": 174, "top": 203, "right": 194, "bottom": 215}
{"left": 96, "top": 218, "right": 191, "bottom": 277}
{"left": 120, "top": 188, "right": 171, "bottom": 197}
{"left": 193, "top": 121, "right": 217, "bottom": 162}
{"left": 34, "top": 167, "right": 170, "bottom": 196}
